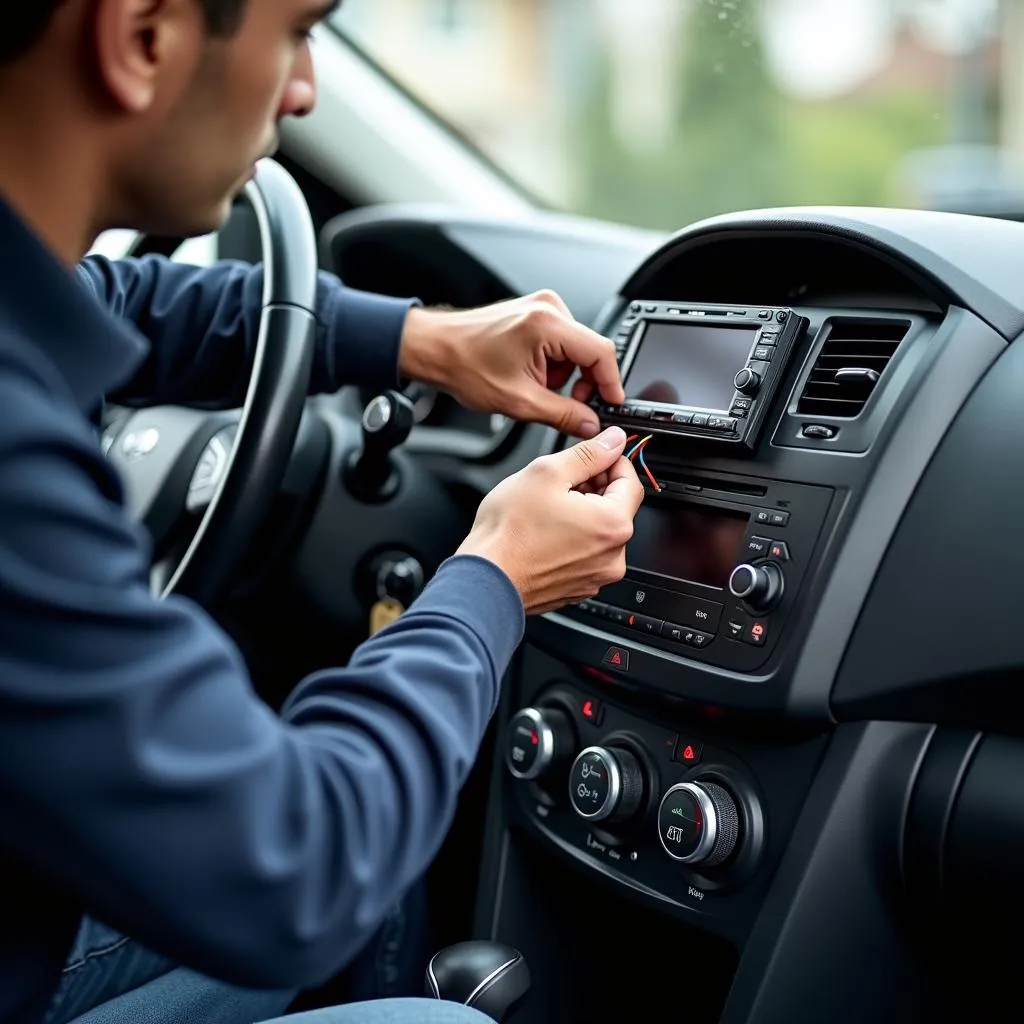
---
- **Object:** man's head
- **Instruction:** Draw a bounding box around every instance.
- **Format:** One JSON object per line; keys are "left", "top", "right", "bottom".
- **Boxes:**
{"left": 0, "top": 0, "right": 336, "bottom": 253}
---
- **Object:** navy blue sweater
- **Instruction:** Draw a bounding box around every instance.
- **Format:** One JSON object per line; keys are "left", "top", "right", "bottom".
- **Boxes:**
{"left": 0, "top": 198, "right": 524, "bottom": 1023}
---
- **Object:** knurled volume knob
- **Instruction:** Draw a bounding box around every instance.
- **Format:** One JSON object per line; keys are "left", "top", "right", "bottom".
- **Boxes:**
{"left": 658, "top": 781, "right": 740, "bottom": 868}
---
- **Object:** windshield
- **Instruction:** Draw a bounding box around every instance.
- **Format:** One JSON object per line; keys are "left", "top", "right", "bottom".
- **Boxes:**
{"left": 331, "top": 0, "right": 1016, "bottom": 229}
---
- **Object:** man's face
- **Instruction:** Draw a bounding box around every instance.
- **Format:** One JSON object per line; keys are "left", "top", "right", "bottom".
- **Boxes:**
{"left": 106, "top": 0, "right": 330, "bottom": 237}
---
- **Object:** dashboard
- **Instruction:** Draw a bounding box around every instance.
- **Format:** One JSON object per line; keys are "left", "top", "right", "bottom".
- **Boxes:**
{"left": 315, "top": 203, "right": 1024, "bottom": 1022}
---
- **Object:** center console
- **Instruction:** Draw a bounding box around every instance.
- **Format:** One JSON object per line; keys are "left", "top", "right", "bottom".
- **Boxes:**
{"left": 475, "top": 270, "right": 951, "bottom": 1021}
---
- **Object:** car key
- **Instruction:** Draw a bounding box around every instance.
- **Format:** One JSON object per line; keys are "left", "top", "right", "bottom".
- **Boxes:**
{"left": 369, "top": 596, "right": 404, "bottom": 636}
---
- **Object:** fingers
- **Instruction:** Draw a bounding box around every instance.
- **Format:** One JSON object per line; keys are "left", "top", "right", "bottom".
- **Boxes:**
{"left": 530, "top": 291, "right": 625, "bottom": 408}
{"left": 528, "top": 388, "right": 602, "bottom": 439}
{"left": 548, "top": 324, "right": 625, "bottom": 407}
{"left": 544, "top": 426, "right": 628, "bottom": 488}
{"left": 601, "top": 454, "right": 646, "bottom": 515}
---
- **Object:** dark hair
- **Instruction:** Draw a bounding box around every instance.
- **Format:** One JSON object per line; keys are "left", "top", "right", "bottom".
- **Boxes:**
{"left": 0, "top": 0, "right": 249, "bottom": 65}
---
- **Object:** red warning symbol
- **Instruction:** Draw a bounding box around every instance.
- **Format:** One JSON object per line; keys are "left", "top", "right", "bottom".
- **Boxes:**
{"left": 609, "top": 651, "right": 622, "bottom": 666}
{"left": 682, "top": 744, "right": 697, "bottom": 762}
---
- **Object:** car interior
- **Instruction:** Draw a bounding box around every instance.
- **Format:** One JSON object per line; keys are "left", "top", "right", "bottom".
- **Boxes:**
{"left": 95, "top": 14, "right": 1024, "bottom": 1024}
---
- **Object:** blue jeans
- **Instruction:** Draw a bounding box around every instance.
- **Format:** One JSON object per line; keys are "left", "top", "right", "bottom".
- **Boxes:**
{"left": 45, "top": 906, "right": 483, "bottom": 1024}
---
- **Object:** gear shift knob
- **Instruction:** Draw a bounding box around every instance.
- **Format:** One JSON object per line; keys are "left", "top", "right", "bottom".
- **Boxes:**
{"left": 345, "top": 390, "right": 415, "bottom": 501}
{"left": 425, "top": 941, "right": 530, "bottom": 1022}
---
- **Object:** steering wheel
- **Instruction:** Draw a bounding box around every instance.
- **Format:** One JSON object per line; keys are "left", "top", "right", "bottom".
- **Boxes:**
{"left": 105, "top": 158, "right": 318, "bottom": 607}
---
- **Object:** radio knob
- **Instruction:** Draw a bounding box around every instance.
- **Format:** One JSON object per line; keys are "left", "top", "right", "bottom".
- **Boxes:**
{"left": 568, "top": 745, "right": 645, "bottom": 825}
{"left": 728, "top": 562, "right": 784, "bottom": 613}
{"left": 505, "top": 706, "right": 575, "bottom": 782}
{"left": 734, "top": 367, "right": 761, "bottom": 396}
{"left": 658, "top": 781, "right": 740, "bottom": 868}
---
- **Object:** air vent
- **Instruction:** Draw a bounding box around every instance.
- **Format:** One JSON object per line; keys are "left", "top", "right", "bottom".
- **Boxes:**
{"left": 796, "top": 320, "right": 909, "bottom": 418}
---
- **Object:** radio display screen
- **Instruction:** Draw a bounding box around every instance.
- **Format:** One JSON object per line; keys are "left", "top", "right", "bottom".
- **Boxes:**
{"left": 625, "top": 322, "right": 758, "bottom": 410}
{"left": 627, "top": 501, "right": 750, "bottom": 590}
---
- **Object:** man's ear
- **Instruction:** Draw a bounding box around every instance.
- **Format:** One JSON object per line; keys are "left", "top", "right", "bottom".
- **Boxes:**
{"left": 91, "top": 0, "right": 204, "bottom": 114}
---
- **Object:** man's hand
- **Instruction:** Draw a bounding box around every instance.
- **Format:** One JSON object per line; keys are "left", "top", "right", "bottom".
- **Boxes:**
{"left": 458, "top": 426, "right": 645, "bottom": 614}
{"left": 398, "top": 291, "right": 626, "bottom": 439}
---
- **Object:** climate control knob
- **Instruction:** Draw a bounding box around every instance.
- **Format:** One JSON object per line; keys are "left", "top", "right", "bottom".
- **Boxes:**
{"left": 658, "top": 781, "right": 740, "bottom": 868}
{"left": 728, "top": 562, "right": 784, "bottom": 613}
{"left": 568, "top": 745, "right": 645, "bottom": 824}
{"left": 504, "top": 706, "right": 575, "bottom": 782}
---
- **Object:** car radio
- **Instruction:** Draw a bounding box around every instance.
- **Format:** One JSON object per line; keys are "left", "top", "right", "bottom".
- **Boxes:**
{"left": 598, "top": 301, "right": 808, "bottom": 453}
{"left": 562, "top": 477, "right": 834, "bottom": 674}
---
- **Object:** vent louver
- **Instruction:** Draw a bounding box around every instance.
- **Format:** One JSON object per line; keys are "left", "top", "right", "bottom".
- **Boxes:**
{"left": 796, "top": 321, "right": 910, "bottom": 419}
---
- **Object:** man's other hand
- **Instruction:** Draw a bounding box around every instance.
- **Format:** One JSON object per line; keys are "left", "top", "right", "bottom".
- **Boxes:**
{"left": 398, "top": 291, "right": 626, "bottom": 439}
{"left": 458, "top": 426, "right": 645, "bottom": 615}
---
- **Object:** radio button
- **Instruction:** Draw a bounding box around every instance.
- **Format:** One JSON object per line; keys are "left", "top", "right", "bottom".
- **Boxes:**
{"left": 662, "top": 623, "right": 686, "bottom": 644}
{"left": 725, "top": 618, "right": 745, "bottom": 641}
{"left": 744, "top": 620, "right": 769, "bottom": 646}
{"left": 691, "top": 413, "right": 709, "bottom": 427}
{"left": 769, "top": 510, "right": 790, "bottom": 527}
{"left": 687, "top": 630, "right": 713, "bottom": 649}
{"left": 605, "top": 607, "right": 630, "bottom": 626}
{"left": 632, "top": 407, "right": 652, "bottom": 420}
{"left": 753, "top": 345, "right": 774, "bottom": 362}
{"left": 730, "top": 407, "right": 748, "bottom": 419}
{"left": 754, "top": 509, "right": 773, "bottom": 525}
{"left": 732, "top": 398, "right": 752, "bottom": 411}
{"left": 744, "top": 536, "right": 771, "bottom": 559}
{"left": 672, "top": 411, "right": 693, "bottom": 424}
{"left": 681, "top": 597, "right": 723, "bottom": 633}
{"left": 628, "top": 613, "right": 664, "bottom": 637}
{"left": 706, "top": 416, "right": 730, "bottom": 431}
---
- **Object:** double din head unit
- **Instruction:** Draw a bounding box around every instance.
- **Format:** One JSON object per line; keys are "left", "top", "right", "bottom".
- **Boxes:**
{"left": 597, "top": 302, "right": 808, "bottom": 452}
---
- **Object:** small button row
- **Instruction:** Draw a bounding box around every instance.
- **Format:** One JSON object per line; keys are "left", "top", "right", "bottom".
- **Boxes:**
{"left": 576, "top": 600, "right": 715, "bottom": 650}
{"left": 602, "top": 405, "right": 738, "bottom": 434}
{"left": 753, "top": 508, "right": 790, "bottom": 528}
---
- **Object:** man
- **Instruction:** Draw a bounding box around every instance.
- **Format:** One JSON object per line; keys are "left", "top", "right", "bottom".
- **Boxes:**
{"left": 0, "top": 2, "right": 645, "bottom": 1024}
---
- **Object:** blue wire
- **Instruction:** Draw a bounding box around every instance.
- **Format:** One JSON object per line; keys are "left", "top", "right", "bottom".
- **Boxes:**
{"left": 637, "top": 446, "right": 661, "bottom": 492}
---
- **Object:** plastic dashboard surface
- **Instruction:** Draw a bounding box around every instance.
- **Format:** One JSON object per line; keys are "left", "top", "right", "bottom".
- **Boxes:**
{"left": 321, "top": 204, "right": 1024, "bottom": 723}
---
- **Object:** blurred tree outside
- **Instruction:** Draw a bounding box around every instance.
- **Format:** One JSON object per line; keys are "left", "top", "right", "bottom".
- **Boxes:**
{"left": 573, "top": 0, "right": 949, "bottom": 230}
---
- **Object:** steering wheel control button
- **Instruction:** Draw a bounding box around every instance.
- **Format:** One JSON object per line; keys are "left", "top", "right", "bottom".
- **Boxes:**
{"left": 505, "top": 707, "right": 575, "bottom": 783}
{"left": 601, "top": 646, "right": 629, "bottom": 672}
{"left": 569, "top": 746, "right": 645, "bottom": 824}
{"left": 658, "top": 781, "right": 740, "bottom": 868}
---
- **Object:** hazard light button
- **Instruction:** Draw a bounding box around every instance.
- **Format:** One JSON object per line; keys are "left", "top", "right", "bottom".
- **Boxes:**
{"left": 674, "top": 738, "right": 704, "bottom": 766}
{"left": 601, "top": 646, "right": 630, "bottom": 672}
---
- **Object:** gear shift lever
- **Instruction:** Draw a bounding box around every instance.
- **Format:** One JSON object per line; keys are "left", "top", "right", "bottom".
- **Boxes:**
{"left": 425, "top": 941, "right": 530, "bottom": 1022}
{"left": 345, "top": 390, "right": 415, "bottom": 501}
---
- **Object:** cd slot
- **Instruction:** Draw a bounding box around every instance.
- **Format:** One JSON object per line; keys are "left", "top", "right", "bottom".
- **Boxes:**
{"left": 654, "top": 473, "right": 768, "bottom": 499}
